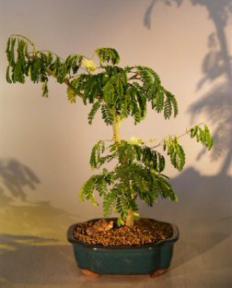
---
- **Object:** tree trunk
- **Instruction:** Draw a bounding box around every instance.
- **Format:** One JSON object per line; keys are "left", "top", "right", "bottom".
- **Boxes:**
{"left": 125, "top": 210, "right": 134, "bottom": 227}
{"left": 113, "top": 114, "right": 121, "bottom": 143}
{"left": 112, "top": 114, "right": 135, "bottom": 227}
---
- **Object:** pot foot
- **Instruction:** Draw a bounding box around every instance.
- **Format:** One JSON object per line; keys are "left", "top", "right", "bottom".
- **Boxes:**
{"left": 150, "top": 269, "right": 168, "bottom": 278}
{"left": 80, "top": 269, "right": 100, "bottom": 278}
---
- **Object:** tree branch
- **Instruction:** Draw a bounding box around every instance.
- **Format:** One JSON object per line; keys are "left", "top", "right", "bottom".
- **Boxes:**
{"left": 150, "top": 122, "right": 205, "bottom": 149}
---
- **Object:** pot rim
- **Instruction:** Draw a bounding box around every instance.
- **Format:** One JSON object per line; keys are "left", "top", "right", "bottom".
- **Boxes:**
{"left": 67, "top": 218, "right": 179, "bottom": 249}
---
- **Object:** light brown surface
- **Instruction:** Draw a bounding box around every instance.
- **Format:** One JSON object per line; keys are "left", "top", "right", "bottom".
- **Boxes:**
{"left": 1, "top": 168, "right": 231, "bottom": 287}
{"left": 0, "top": 229, "right": 232, "bottom": 288}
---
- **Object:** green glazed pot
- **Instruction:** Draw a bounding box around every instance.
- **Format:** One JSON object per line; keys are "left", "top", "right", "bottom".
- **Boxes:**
{"left": 67, "top": 218, "right": 179, "bottom": 276}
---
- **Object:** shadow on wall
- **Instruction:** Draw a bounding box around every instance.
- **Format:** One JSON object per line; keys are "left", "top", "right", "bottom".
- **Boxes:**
{"left": 142, "top": 0, "right": 232, "bottom": 271}
{"left": 172, "top": 169, "right": 232, "bottom": 267}
{"left": 0, "top": 158, "right": 40, "bottom": 202}
{"left": 140, "top": 168, "right": 232, "bottom": 270}
{"left": 0, "top": 159, "right": 80, "bottom": 287}
{"left": 0, "top": 158, "right": 76, "bottom": 241}
{"left": 144, "top": 0, "right": 232, "bottom": 174}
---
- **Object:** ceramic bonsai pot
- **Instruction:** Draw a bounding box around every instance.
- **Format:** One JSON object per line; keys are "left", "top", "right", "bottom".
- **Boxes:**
{"left": 67, "top": 218, "right": 179, "bottom": 277}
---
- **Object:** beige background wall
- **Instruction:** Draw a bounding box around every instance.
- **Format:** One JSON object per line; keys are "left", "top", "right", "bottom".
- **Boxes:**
{"left": 0, "top": 0, "right": 231, "bottom": 242}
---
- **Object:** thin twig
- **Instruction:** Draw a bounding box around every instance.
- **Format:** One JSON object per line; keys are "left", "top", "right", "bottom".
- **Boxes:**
{"left": 150, "top": 122, "right": 205, "bottom": 149}
{"left": 10, "top": 34, "right": 36, "bottom": 53}
{"left": 10, "top": 34, "right": 86, "bottom": 99}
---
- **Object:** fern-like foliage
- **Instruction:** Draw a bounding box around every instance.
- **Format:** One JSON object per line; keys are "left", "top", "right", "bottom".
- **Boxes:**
{"left": 189, "top": 125, "right": 214, "bottom": 150}
{"left": 67, "top": 87, "right": 77, "bottom": 103}
{"left": 6, "top": 36, "right": 83, "bottom": 98}
{"left": 163, "top": 137, "right": 186, "bottom": 171}
{"left": 6, "top": 35, "right": 178, "bottom": 126}
{"left": 133, "top": 66, "right": 178, "bottom": 120}
{"left": 5, "top": 35, "right": 214, "bottom": 227}
{"left": 96, "top": 48, "right": 120, "bottom": 65}
{"left": 101, "top": 105, "right": 114, "bottom": 125}
{"left": 162, "top": 124, "right": 213, "bottom": 171}
{"left": 81, "top": 140, "right": 178, "bottom": 224}
{"left": 88, "top": 101, "right": 101, "bottom": 124}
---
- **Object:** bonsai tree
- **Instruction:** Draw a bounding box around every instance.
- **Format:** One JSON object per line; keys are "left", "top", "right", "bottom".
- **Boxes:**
{"left": 5, "top": 34, "right": 213, "bottom": 227}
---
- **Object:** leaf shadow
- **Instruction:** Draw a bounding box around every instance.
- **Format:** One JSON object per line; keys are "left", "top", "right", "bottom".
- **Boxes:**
{"left": 142, "top": 0, "right": 232, "bottom": 274}
{"left": 0, "top": 159, "right": 79, "bottom": 286}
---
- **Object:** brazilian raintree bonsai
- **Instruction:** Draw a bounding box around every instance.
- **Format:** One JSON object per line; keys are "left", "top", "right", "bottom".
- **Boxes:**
{"left": 5, "top": 34, "right": 213, "bottom": 276}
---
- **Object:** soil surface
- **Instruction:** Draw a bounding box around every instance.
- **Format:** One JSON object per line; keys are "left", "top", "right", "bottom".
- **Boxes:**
{"left": 73, "top": 218, "right": 173, "bottom": 247}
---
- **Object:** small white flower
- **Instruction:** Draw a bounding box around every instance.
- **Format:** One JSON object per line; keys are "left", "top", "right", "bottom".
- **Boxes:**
{"left": 127, "top": 137, "right": 143, "bottom": 145}
{"left": 82, "top": 58, "right": 97, "bottom": 73}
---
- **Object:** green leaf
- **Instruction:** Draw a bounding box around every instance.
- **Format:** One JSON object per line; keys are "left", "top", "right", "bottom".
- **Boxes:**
{"left": 67, "top": 86, "right": 77, "bottom": 103}
{"left": 88, "top": 101, "right": 101, "bottom": 124}
{"left": 80, "top": 176, "right": 98, "bottom": 206}
{"left": 164, "top": 137, "right": 185, "bottom": 171}
{"left": 101, "top": 105, "right": 114, "bottom": 125}
{"left": 30, "top": 58, "right": 41, "bottom": 82}
{"left": 6, "top": 38, "right": 16, "bottom": 65}
{"left": 6, "top": 66, "right": 12, "bottom": 83}
{"left": 103, "top": 189, "right": 117, "bottom": 216}
{"left": 189, "top": 125, "right": 214, "bottom": 150}
{"left": 42, "top": 81, "right": 49, "bottom": 97}
{"left": 90, "top": 140, "right": 105, "bottom": 168}
{"left": 154, "top": 88, "right": 164, "bottom": 112}
{"left": 164, "top": 96, "right": 172, "bottom": 119}
{"left": 84, "top": 75, "right": 100, "bottom": 103}
{"left": 136, "top": 66, "right": 156, "bottom": 87}
{"left": 96, "top": 48, "right": 120, "bottom": 65}
{"left": 166, "top": 91, "right": 178, "bottom": 117}
{"left": 204, "top": 125, "right": 214, "bottom": 150}
{"left": 156, "top": 174, "right": 178, "bottom": 202}
{"left": 103, "top": 81, "right": 115, "bottom": 104}
{"left": 65, "top": 54, "right": 82, "bottom": 74}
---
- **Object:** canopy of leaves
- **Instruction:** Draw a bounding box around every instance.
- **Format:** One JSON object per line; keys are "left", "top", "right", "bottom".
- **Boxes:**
{"left": 82, "top": 122, "right": 214, "bottom": 224}
{"left": 162, "top": 125, "right": 213, "bottom": 171}
{"left": 5, "top": 35, "right": 214, "bottom": 226}
{"left": 81, "top": 140, "right": 178, "bottom": 225}
{"left": 6, "top": 35, "right": 178, "bottom": 126}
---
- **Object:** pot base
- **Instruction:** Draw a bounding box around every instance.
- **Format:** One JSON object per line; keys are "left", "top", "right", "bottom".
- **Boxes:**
{"left": 68, "top": 218, "right": 179, "bottom": 276}
{"left": 80, "top": 268, "right": 101, "bottom": 278}
{"left": 150, "top": 268, "right": 168, "bottom": 278}
{"left": 80, "top": 268, "right": 168, "bottom": 278}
